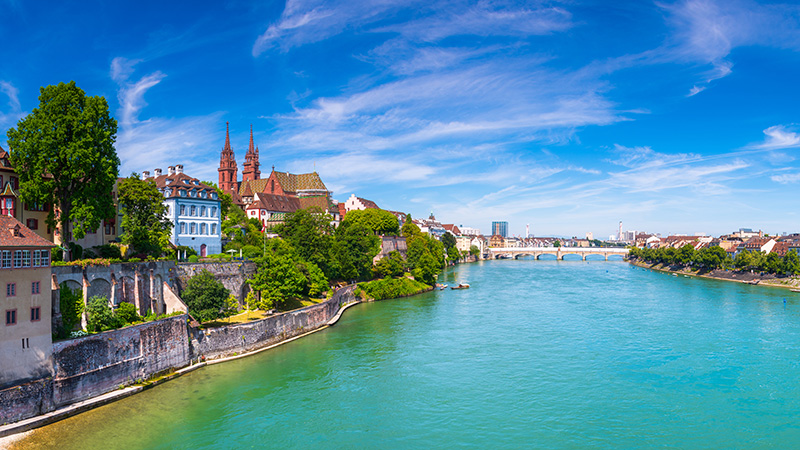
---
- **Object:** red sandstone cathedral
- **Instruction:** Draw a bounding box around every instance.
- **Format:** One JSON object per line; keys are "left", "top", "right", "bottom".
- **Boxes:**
{"left": 217, "top": 122, "right": 338, "bottom": 227}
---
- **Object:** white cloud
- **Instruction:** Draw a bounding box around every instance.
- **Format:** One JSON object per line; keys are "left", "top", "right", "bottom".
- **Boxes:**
{"left": 109, "top": 58, "right": 223, "bottom": 181}
{"left": 752, "top": 125, "right": 800, "bottom": 150}
{"left": 0, "top": 80, "right": 24, "bottom": 133}
{"left": 771, "top": 172, "right": 800, "bottom": 184}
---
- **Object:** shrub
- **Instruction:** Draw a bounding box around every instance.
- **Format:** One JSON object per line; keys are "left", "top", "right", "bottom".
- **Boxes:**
{"left": 188, "top": 255, "right": 199, "bottom": 263}
{"left": 182, "top": 270, "right": 230, "bottom": 322}
{"left": 86, "top": 296, "right": 119, "bottom": 332}
{"left": 57, "top": 285, "right": 84, "bottom": 337}
{"left": 358, "top": 277, "right": 430, "bottom": 301}
{"left": 115, "top": 302, "right": 140, "bottom": 324}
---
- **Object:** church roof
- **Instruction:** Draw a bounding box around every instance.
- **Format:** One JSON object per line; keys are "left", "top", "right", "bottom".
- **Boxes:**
{"left": 274, "top": 171, "right": 327, "bottom": 193}
{"left": 238, "top": 179, "right": 270, "bottom": 196}
{"left": 247, "top": 193, "right": 301, "bottom": 213}
{"left": 298, "top": 195, "right": 332, "bottom": 212}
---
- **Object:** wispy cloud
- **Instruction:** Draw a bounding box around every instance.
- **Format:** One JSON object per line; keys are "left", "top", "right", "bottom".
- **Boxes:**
{"left": 0, "top": 80, "right": 24, "bottom": 133}
{"left": 771, "top": 172, "right": 800, "bottom": 184}
{"left": 750, "top": 125, "right": 800, "bottom": 150}
{"left": 109, "top": 57, "right": 223, "bottom": 180}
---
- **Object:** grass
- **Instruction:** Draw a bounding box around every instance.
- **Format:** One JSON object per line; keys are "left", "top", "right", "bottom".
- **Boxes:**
{"left": 201, "top": 296, "right": 326, "bottom": 328}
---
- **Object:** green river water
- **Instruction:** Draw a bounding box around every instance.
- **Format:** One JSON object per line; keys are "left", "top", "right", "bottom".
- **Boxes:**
{"left": 12, "top": 260, "right": 800, "bottom": 449}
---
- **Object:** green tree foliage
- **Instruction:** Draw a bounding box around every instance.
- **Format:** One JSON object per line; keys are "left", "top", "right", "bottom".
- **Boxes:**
{"left": 115, "top": 302, "right": 140, "bottom": 325}
{"left": 441, "top": 232, "right": 459, "bottom": 262}
{"left": 374, "top": 250, "right": 405, "bottom": 278}
{"left": 358, "top": 277, "right": 430, "bottom": 301}
{"left": 334, "top": 220, "right": 380, "bottom": 281}
{"left": 631, "top": 245, "right": 800, "bottom": 276}
{"left": 86, "top": 296, "right": 118, "bottom": 333}
{"left": 6, "top": 81, "right": 119, "bottom": 260}
{"left": 249, "top": 249, "right": 307, "bottom": 309}
{"left": 119, "top": 173, "right": 172, "bottom": 257}
{"left": 58, "top": 285, "right": 84, "bottom": 335}
{"left": 224, "top": 294, "right": 240, "bottom": 318}
{"left": 469, "top": 245, "right": 481, "bottom": 257}
{"left": 784, "top": 250, "right": 800, "bottom": 275}
{"left": 401, "top": 214, "right": 421, "bottom": 238}
{"left": 342, "top": 209, "right": 400, "bottom": 235}
{"left": 182, "top": 270, "right": 230, "bottom": 322}
{"left": 406, "top": 233, "right": 445, "bottom": 285}
{"left": 222, "top": 204, "right": 263, "bottom": 250}
{"left": 275, "top": 207, "right": 335, "bottom": 276}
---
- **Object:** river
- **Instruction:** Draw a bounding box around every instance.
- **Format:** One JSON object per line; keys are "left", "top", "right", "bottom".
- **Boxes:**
{"left": 11, "top": 260, "right": 800, "bottom": 449}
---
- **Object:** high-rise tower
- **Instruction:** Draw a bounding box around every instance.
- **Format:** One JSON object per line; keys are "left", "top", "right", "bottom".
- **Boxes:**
{"left": 218, "top": 122, "right": 238, "bottom": 195}
{"left": 242, "top": 124, "right": 261, "bottom": 182}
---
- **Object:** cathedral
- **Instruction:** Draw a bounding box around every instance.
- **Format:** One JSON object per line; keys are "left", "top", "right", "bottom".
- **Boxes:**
{"left": 217, "top": 123, "right": 338, "bottom": 226}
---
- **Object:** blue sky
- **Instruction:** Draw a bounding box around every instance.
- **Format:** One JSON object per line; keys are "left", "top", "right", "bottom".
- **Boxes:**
{"left": 2, "top": 0, "right": 800, "bottom": 238}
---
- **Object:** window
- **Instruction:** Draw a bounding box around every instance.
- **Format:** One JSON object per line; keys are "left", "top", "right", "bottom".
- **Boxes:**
{"left": 6, "top": 283, "right": 15, "bottom": 297}
{"left": 201, "top": 206, "right": 206, "bottom": 216}
{"left": 190, "top": 223, "right": 196, "bottom": 234}
{"left": 22, "top": 250, "right": 30, "bottom": 267}
{"left": 26, "top": 218, "right": 38, "bottom": 230}
{"left": 26, "top": 203, "right": 46, "bottom": 212}
{"left": 211, "top": 207, "right": 217, "bottom": 217}
{"left": 5, "top": 309, "right": 16, "bottom": 326}
{"left": 191, "top": 205, "right": 196, "bottom": 216}
{"left": 211, "top": 224, "right": 217, "bottom": 235}
{"left": 190, "top": 190, "right": 196, "bottom": 197}
{"left": 31, "top": 307, "right": 40, "bottom": 321}
{"left": 180, "top": 205, "right": 186, "bottom": 215}
{"left": 180, "top": 190, "right": 186, "bottom": 197}
{"left": 211, "top": 193, "right": 217, "bottom": 200}
{"left": 201, "top": 223, "right": 207, "bottom": 234}
{"left": 180, "top": 222, "right": 186, "bottom": 234}
{"left": 105, "top": 221, "right": 115, "bottom": 235}
{"left": 32, "top": 281, "right": 40, "bottom": 294}
{"left": 40, "top": 250, "right": 49, "bottom": 267}
{"left": 13, "top": 250, "right": 22, "bottom": 268}
{"left": 33, "top": 250, "right": 40, "bottom": 267}
{"left": 11, "top": 176, "right": 18, "bottom": 189}
{"left": 1, "top": 250, "right": 10, "bottom": 268}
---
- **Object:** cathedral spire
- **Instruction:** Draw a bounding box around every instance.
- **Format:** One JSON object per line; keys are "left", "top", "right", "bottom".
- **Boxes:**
{"left": 248, "top": 124, "right": 255, "bottom": 155}
{"left": 242, "top": 123, "right": 261, "bottom": 182}
{"left": 224, "top": 121, "right": 232, "bottom": 155}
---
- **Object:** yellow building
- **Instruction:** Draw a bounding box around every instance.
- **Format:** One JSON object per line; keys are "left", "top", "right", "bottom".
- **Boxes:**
{"left": 0, "top": 215, "right": 55, "bottom": 387}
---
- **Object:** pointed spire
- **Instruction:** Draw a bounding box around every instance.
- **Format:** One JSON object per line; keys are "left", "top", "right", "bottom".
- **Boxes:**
{"left": 248, "top": 124, "right": 255, "bottom": 154}
{"left": 224, "top": 121, "right": 232, "bottom": 153}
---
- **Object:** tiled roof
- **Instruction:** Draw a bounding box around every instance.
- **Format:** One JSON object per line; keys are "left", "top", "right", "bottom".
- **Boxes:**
{"left": 247, "top": 193, "right": 301, "bottom": 213}
{"left": 274, "top": 171, "right": 327, "bottom": 193}
{"left": 151, "top": 172, "right": 217, "bottom": 199}
{"left": 443, "top": 224, "right": 461, "bottom": 235}
{"left": 0, "top": 215, "right": 56, "bottom": 248}
{"left": 238, "top": 179, "right": 270, "bottom": 197}
{"left": 298, "top": 195, "right": 330, "bottom": 212}
{"left": 338, "top": 202, "right": 346, "bottom": 218}
{"left": 357, "top": 197, "right": 379, "bottom": 209}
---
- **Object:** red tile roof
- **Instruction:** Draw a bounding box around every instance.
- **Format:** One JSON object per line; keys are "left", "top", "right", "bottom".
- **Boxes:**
{"left": 0, "top": 215, "right": 56, "bottom": 248}
{"left": 246, "top": 193, "right": 301, "bottom": 213}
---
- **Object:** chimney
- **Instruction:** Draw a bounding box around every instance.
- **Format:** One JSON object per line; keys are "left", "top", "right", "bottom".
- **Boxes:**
{"left": 168, "top": 166, "right": 175, "bottom": 176}
{"left": 142, "top": 171, "right": 150, "bottom": 179}
{"left": 176, "top": 164, "right": 184, "bottom": 174}
{"left": 154, "top": 168, "right": 162, "bottom": 177}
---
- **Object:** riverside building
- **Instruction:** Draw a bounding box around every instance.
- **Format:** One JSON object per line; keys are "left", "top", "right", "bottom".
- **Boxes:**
{"left": 144, "top": 165, "right": 221, "bottom": 257}
{"left": 0, "top": 215, "right": 54, "bottom": 387}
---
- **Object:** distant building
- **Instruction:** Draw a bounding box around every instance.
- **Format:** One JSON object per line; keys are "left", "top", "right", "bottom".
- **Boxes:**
{"left": 344, "top": 194, "right": 380, "bottom": 213}
{"left": 148, "top": 165, "right": 221, "bottom": 257}
{"left": 732, "top": 228, "right": 763, "bottom": 239}
{"left": 586, "top": 232, "right": 593, "bottom": 240}
{"left": 491, "top": 221, "right": 508, "bottom": 238}
{"left": 489, "top": 234, "right": 505, "bottom": 248}
{"left": 460, "top": 226, "right": 480, "bottom": 236}
{"left": 0, "top": 215, "right": 55, "bottom": 388}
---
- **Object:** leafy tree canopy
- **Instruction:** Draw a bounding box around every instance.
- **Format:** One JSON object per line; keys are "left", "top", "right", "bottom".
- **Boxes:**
{"left": 342, "top": 209, "right": 399, "bottom": 235}
{"left": 275, "top": 207, "right": 335, "bottom": 277}
{"left": 182, "top": 270, "right": 230, "bottom": 322}
{"left": 119, "top": 173, "right": 172, "bottom": 257}
{"left": 7, "top": 81, "right": 119, "bottom": 259}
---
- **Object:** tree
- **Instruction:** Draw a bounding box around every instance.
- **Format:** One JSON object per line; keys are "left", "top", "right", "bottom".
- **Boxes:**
{"left": 342, "top": 209, "right": 400, "bottom": 235}
{"left": 374, "top": 251, "right": 405, "bottom": 278}
{"left": 441, "top": 232, "right": 459, "bottom": 262}
{"left": 249, "top": 251, "right": 307, "bottom": 309}
{"left": 7, "top": 81, "right": 119, "bottom": 260}
{"left": 469, "top": 245, "right": 480, "bottom": 257}
{"left": 58, "top": 285, "right": 84, "bottom": 336}
{"left": 401, "top": 214, "right": 420, "bottom": 238}
{"left": 86, "top": 296, "right": 118, "bottom": 333}
{"left": 784, "top": 250, "right": 800, "bottom": 276}
{"left": 275, "top": 207, "right": 335, "bottom": 277}
{"left": 182, "top": 270, "right": 230, "bottom": 322}
{"left": 119, "top": 174, "right": 172, "bottom": 257}
{"left": 334, "top": 220, "right": 380, "bottom": 281}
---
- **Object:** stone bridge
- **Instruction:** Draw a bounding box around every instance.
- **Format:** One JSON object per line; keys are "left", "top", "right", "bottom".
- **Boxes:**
{"left": 487, "top": 247, "right": 629, "bottom": 261}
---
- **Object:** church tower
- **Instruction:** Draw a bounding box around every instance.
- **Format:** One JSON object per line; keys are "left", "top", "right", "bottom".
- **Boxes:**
{"left": 242, "top": 124, "right": 261, "bottom": 182}
{"left": 218, "top": 122, "right": 238, "bottom": 195}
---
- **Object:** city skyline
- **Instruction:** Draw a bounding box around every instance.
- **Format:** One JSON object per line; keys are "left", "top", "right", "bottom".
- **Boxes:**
{"left": 2, "top": 1, "right": 800, "bottom": 237}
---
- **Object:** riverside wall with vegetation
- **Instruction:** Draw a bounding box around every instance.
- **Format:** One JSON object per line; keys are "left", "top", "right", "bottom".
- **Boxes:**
{"left": 189, "top": 285, "right": 357, "bottom": 360}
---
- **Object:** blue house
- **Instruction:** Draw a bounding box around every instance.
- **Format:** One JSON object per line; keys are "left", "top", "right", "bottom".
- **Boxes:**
{"left": 144, "top": 165, "right": 221, "bottom": 257}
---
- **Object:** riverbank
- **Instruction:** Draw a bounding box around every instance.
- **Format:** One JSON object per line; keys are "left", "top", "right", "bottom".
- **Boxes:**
{"left": 629, "top": 260, "right": 800, "bottom": 290}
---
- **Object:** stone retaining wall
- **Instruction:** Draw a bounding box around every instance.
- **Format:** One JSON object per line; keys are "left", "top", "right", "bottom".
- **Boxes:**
{"left": 175, "top": 261, "right": 257, "bottom": 304}
{"left": 190, "top": 286, "right": 356, "bottom": 360}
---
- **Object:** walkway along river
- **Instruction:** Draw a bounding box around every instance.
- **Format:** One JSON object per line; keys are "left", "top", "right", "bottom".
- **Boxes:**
{"left": 9, "top": 259, "right": 800, "bottom": 449}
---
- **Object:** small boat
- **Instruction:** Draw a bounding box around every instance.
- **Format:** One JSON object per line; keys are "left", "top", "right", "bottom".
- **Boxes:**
{"left": 435, "top": 283, "right": 448, "bottom": 290}
{"left": 451, "top": 283, "right": 470, "bottom": 290}
{"left": 791, "top": 289, "right": 800, "bottom": 293}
